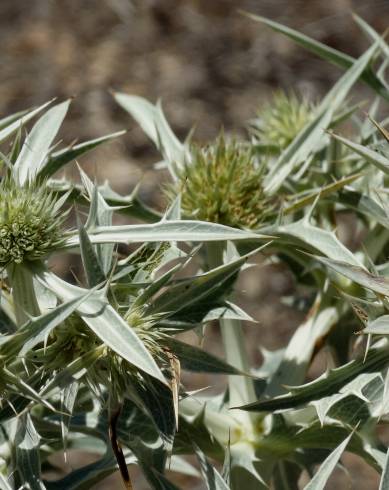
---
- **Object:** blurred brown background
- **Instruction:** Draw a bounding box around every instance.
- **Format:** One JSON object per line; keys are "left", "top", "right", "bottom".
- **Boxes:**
{"left": 2, "top": 0, "right": 389, "bottom": 488}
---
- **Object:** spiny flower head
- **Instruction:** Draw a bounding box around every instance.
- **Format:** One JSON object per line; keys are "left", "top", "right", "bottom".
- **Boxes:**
{"left": 0, "top": 178, "right": 65, "bottom": 266}
{"left": 251, "top": 91, "right": 315, "bottom": 150}
{"left": 168, "top": 134, "right": 273, "bottom": 229}
{"left": 125, "top": 307, "right": 167, "bottom": 363}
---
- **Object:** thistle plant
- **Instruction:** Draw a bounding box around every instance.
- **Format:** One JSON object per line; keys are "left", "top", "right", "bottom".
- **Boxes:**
{"left": 1, "top": 11, "right": 389, "bottom": 490}
{"left": 114, "top": 11, "right": 389, "bottom": 490}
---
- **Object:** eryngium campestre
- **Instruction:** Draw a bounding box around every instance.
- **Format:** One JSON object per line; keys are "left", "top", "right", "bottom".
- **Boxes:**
{"left": 0, "top": 180, "right": 65, "bottom": 265}
{"left": 251, "top": 91, "right": 315, "bottom": 151}
{"left": 168, "top": 135, "right": 273, "bottom": 229}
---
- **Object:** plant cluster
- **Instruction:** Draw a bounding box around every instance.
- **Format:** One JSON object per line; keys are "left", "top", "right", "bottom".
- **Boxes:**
{"left": 1, "top": 11, "right": 389, "bottom": 490}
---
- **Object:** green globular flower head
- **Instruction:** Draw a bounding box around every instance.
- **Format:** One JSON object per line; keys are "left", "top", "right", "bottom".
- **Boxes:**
{"left": 169, "top": 134, "right": 273, "bottom": 229}
{"left": 251, "top": 91, "right": 315, "bottom": 150}
{"left": 0, "top": 179, "right": 65, "bottom": 266}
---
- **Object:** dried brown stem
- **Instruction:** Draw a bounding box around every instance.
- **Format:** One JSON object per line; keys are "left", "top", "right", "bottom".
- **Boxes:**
{"left": 109, "top": 405, "right": 133, "bottom": 490}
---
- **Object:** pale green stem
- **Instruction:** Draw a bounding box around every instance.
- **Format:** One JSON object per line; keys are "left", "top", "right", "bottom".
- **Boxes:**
{"left": 206, "top": 242, "right": 256, "bottom": 422}
{"left": 7, "top": 264, "right": 40, "bottom": 326}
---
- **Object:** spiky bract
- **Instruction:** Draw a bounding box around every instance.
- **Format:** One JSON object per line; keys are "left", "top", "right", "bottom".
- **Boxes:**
{"left": 37, "top": 309, "right": 167, "bottom": 399}
{"left": 0, "top": 179, "right": 65, "bottom": 266}
{"left": 251, "top": 91, "right": 315, "bottom": 150}
{"left": 170, "top": 135, "right": 272, "bottom": 229}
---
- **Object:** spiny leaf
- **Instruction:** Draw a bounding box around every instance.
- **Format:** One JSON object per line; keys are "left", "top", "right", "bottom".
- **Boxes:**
{"left": 13, "top": 100, "right": 70, "bottom": 186}
{"left": 303, "top": 433, "right": 352, "bottom": 490}
{"left": 39, "top": 130, "right": 126, "bottom": 179}
{"left": 245, "top": 13, "right": 389, "bottom": 100}
{"left": 237, "top": 341, "right": 389, "bottom": 412}
{"left": 163, "top": 338, "right": 246, "bottom": 375}
{"left": 0, "top": 100, "right": 53, "bottom": 145}
{"left": 36, "top": 269, "right": 166, "bottom": 385}
{"left": 329, "top": 131, "right": 389, "bottom": 175}
{"left": 315, "top": 255, "right": 389, "bottom": 296}
{"left": 13, "top": 414, "right": 46, "bottom": 490}
{"left": 65, "top": 220, "right": 264, "bottom": 247}
{"left": 114, "top": 92, "right": 188, "bottom": 180}
{"left": 364, "top": 316, "right": 389, "bottom": 335}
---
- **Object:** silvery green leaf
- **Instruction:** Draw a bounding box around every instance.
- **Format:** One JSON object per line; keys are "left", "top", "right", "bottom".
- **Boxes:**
{"left": 282, "top": 173, "right": 363, "bottom": 216}
{"left": 265, "top": 302, "right": 339, "bottom": 397}
{"left": 303, "top": 433, "right": 352, "bottom": 490}
{"left": 0, "top": 370, "right": 49, "bottom": 421}
{"left": 0, "top": 473, "right": 12, "bottom": 490}
{"left": 41, "top": 347, "right": 102, "bottom": 396}
{"left": 274, "top": 219, "right": 365, "bottom": 267}
{"left": 315, "top": 255, "right": 389, "bottom": 296}
{"left": 47, "top": 178, "right": 161, "bottom": 223}
{"left": 0, "top": 294, "right": 90, "bottom": 359}
{"left": 33, "top": 279, "right": 58, "bottom": 311}
{"left": 203, "top": 302, "right": 255, "bottom": 323}
{"left": 255, "top": 347, "right": 285, "bottom": 378}
{"left": 195, "top": 445, "right": 231, "bottom": 490}
{"left": 13, "top": 100, "right": 70, "bottom": 186}
{"left": 238, "top": 341, "right": 389, "bottom": 412}
{"left": 147, "top": 248, "right": 255, "bottom": 317}
{"left": 179, "top": 396, "right": 241, "bottom": 448}
{"left": 353, "top": 14, "right": 389, "bottom": 60}
{"left": 330, "top": 131, "right": 389, "bottom": 175}
{"left": 229, "top": 445, "right": 267, "bottom": 489}
{"left": 97, "top": 180, "right": 161, "bottom": 222}
{"left": 2, "top": 367, "right": 54, "bottom": 411}
{"left": 36, "top": 269, "right": 166, "bottom": 384}
{"left": 132, "top": 262, "right": 182, "bottom": 309}
{"left": 0, "top": 109, "right": 27, "bottom": 130}
{"left": 380, "top": 368, "right": 389, "bottom": 416}
{"left": 288, "top": 423, "right": 383, "bottom": 471}
{"left": 310, "top": 372, "right": 383, "bottom": 426}
{"left": 264, "top": 41, "right": 380, "bottom": 194}
{"left": 38, "top": 130, "right": 126, "bottom": 179}
{"left": 163, "top": 338, "right": 245, "bottom": 375}
{"left": 311, "top": 393, "right": 350, "bottom": 426}
{"left": 168, "top": 455, "right": 200, "bottom": 478}
{"left": 220, "top": 318, "right": 257, "bottom": 410}
{"left": 114, "top": 92, "right": 188, "bottom": 179}
{"left": 0, "top": 100, "right": 53, "bottom": 145}
{"left": 163, "top": 194, "right": 182, "bottom": 220}
{"left": 77, "top": 219, "right": 106, "bottom": 288}
{"left": 60, "top": 381, "right": 79, "bottom": 455}
{"left": 364, "top": 315, "right": 389, "bottom": 335}
{"left": 13, "top": 414, "right": 46, "bottom": 490}
{"left": 65, "top": 220, "right": 262, "bottom": 247}
{"left": 79, "top": 167, "right": 115, "bottom": 276}
{"left": 246, "top": 14, "right": 389, "bottom": 100}
{"left": 337, "top": 189, "right": 389, "bottom": 229}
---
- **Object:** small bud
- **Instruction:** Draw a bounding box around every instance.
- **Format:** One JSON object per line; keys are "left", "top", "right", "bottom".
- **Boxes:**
{"left": 251, "top": 91, "right": 315, "bottom": 151}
